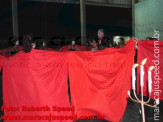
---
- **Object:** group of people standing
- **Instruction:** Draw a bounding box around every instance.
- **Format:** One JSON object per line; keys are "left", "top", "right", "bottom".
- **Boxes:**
{"left": 0, "top": 29, "right": 125, "bottom": 56}
{"left": 64, "top": 29, "right": 125, "bottom": 52}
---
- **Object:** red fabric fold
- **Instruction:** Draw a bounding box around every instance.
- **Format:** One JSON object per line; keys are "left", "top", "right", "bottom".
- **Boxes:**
{"left": 3, "top": 50, "right": 72, "bottom": 122}
{"left": 67, "top": 39, "right": 136, "bottom": 121}
{"left": 0, "top": 55, "right": 4, "bottom": 71}
{"left": 137, "top": 40, "right": 163, "bottom": 100}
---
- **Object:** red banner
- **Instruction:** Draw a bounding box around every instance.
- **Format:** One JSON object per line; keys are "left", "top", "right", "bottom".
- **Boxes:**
{"left": 67, "top": 39, "right": 135, "bottom": 121}
{"left": 3, "top": 50, "right": 72, "bottom": 122}
{"left": 137, "top": 40, "right": 163, "bottom": 100}
{"left": 0, "top": 55, "right": 4, "bottom": 71}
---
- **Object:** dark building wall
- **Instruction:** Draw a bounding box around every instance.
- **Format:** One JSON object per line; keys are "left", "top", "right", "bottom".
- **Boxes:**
{"left": 17, "top": 1, "right": 81, "bottom": 41}
{"left": 0, "top": 0, "right": 12, "bottom": 49}
{"left": 86, "top": 5, "right": 132, "bottom": 39}
{"left": 0, "top": 0, "right": 132, "bottom": 49}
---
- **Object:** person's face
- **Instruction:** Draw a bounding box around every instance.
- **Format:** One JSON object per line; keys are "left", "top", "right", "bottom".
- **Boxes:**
{"left": 92, "top": 40, "right": 97, "bottom": 48}
{"left": 32, "top": 43, "right": 36, "bottom": 49}
{"left": 119, "top": 39, "right": 124, "bottom": 45}
{"left": 97, "top": 31, "right": 104, "bottom": 39}
{"left": 72, "top": 41, "right": 75, "bottom": 45}
{"left": 15, "top": 40, "right": 19, "bottom": 46}
{"left": 43, "top": 42, "right": 46, "bottom": 47}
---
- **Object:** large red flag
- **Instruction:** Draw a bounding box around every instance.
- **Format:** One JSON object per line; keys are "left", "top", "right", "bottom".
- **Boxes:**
{"left": 137, "top": 40, "right": 163, "bottom": 100}
{"left": 67, "top": 39, "right": 136, "bottom": 121}
{"left": 3, "top": 49, "right": 72, "bottom": 122}
{"left": 0, "top": 55, "right": 4, "bottom": 71}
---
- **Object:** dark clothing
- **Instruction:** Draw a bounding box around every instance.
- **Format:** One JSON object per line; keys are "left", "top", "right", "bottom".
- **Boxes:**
{"left": 96, "top": 37, "right": 113, "bottom": 50}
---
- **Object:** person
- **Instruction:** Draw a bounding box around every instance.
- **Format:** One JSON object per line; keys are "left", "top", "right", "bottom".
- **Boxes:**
{"left": 68, "top": 41, "right": 80, "bottom": 51}
{"left": 22, "top": 35, "right": 35, "bottom": 53}
{"left": 35, "top": 39, "right": 53, "bottom": 51}
{"left": 1, "top": 38, "right": 22, "bottom": 56}
{"left": 51, "top": 37, "right": 64, "bottom": 51}
{"left": 146, "top": 37, "right": 158, "bottom": 40}
{"left": 10, "top": 39, "right": 22, "bottom": 55}
{"left": 91, "top": 39, "right": 99, "bottom": 51}
{"left": 117, "top": 37, "right": 125, "bottom": 48}
{"left": 96, "top": 29, "right": 113, "bottom": 50}
{"left": 35, "top": 39, "right": 46, "bottom": 50}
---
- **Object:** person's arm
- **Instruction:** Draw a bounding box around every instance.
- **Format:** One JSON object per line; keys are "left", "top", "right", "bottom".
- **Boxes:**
{"left": 133, "top": 37, "right": 138, "bottom": 49}
{"left": 3, "top": 48, "right": 12, "bottom": 54}
{"left": 75, "top": 46, "right": 81, "bottom": 51}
